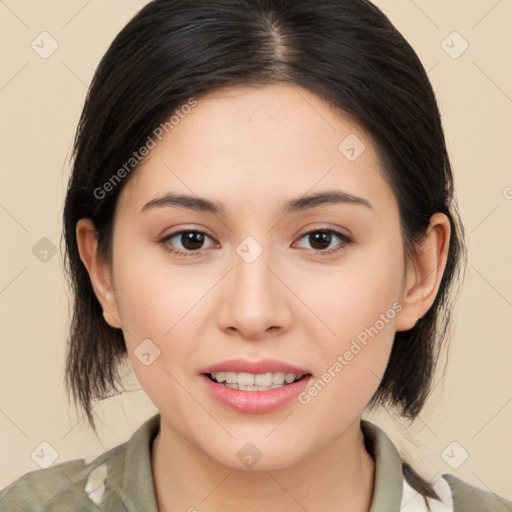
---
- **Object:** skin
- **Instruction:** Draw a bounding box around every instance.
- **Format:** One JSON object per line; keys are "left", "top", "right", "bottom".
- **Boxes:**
{"left": 76, "top": 83, "right": 450, "bottom": 512}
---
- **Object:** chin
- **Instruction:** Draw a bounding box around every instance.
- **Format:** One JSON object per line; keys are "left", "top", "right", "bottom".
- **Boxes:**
{"left": 202, "top": 432, "right": 313, "bottom": 472}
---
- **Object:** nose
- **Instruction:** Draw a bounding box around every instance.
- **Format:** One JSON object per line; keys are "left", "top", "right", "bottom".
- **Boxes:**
{"left": 216, "top": 243, "right": 294, "bottom": 340}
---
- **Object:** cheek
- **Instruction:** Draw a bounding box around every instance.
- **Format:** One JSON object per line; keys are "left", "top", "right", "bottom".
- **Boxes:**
{"left": 112, "top": 251, "right": 211, "bottom": 429}
{"left": 297, "top": 236, "right": 404, "bottom": 405}
{"left": 303, "top": 236, "right": 404, "bottom": 342}
{"left": 111, "top": 238, "right": 215, "bottom": 390}
{"left": 112, "top": 232, "right": 213, "bottom": 340}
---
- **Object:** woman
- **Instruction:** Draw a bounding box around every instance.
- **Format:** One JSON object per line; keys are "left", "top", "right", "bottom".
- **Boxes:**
{"left": 1, "top": 0, "right": 510, "bottom": 510}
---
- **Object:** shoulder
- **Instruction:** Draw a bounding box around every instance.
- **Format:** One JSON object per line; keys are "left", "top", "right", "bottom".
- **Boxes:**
{"left": 0, "top": 442, "right": 127, "bottom": 511}
{"left": 443, "top": 473, "right": 512, "bottom": 512}
{"left": 0, "top": 414, "right": 161, "bottom": 512}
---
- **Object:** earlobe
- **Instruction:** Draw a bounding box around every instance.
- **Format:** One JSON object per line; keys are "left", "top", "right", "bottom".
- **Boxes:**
{"left": 396, "top": 213, "right": 451, "bottom": 331}
{"left": 102, "top": 309, "right": 122, "bottom": 328}
{"left": 75, "top": 218, "right": 122, "bottom": 329}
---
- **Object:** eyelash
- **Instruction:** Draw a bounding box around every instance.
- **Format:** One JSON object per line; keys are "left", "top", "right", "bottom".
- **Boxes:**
{"left": 159, "top": 228, "right": 353, "bottom": 258}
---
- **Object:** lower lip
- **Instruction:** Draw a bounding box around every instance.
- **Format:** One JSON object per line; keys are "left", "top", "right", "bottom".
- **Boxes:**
{"left": 200, "top": 374, "right": 312, "bottom": 414}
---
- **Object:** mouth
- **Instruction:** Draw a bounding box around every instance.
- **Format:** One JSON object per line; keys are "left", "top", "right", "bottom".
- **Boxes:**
{"left": 198, "top": 359, "right": 313, "bottom": 413}
{"left": 204, "top": 371, "right": 310, "bottom": 391}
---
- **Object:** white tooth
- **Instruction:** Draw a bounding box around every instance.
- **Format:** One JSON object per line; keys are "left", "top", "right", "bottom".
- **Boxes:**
{"left": 225, "top": 372, "right": 238, "bottom": 384}
{"left": 272, "top": 372, "right": 285, "bottom": 385}
{"left": 248, "top": 384, "right": 268, "bottom": 391}
{"left": 220, "top": 381, "right": 290, "bottom": 391}
{"left": 284, "top": 373, "right": 296, "bottom": 384}
{"left": 254, "top": 372, "right": 273, "bottom": 386}
{"left": 215, "top": 371, "right": 303, "bottom": 387}
{"left": 237, "top": 373, "right": 255, "bottom": 386}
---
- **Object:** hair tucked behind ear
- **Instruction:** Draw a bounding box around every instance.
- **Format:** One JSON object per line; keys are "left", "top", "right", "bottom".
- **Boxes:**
{"left": 62, "top": 0, "right": 466, "bottom": 499}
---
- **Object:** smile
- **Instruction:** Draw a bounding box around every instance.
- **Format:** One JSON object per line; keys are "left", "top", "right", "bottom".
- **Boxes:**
{"left": 201, "top": 373, "right": 312, "bottom": 414}
{"left": 206, "top": 371, "right": 306, "bottom": 391}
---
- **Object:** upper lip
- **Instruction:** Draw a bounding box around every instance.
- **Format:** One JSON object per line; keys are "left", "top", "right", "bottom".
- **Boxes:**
{"left": 199, "top": 358, "right": 311, "bottom": 376}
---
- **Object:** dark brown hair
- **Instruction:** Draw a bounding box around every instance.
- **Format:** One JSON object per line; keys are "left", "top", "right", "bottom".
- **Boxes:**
{"left": 62, "top": 0, "right": 466, "bottom": 502}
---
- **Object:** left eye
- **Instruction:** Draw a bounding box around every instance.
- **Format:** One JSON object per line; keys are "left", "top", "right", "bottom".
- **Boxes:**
{"left": 160, "top": 230, "right": 216, "bottom": 255}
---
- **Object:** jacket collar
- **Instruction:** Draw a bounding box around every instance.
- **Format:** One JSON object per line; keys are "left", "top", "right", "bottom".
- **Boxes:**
{"left": 361, "top": 419, "right": 404, "bottom": 511}
{"left": 117, "top": 414, "right": 404, "bottom": 511}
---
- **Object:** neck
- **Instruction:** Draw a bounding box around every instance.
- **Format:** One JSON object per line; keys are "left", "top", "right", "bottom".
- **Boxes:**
{"left": 151, "top": 417, "right": 375, "bottom": 512}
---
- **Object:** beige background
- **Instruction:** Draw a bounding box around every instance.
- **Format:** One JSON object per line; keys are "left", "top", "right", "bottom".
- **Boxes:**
{"left": 1, "top": 0, "right": 511, "bottom": 501}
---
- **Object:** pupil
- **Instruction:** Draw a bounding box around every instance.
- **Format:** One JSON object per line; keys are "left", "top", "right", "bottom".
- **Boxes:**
{"left": 182, "top": 232, "right": 204, "bottom": 250}
{"left": 310, "top": 231, "right": 331, "bottom": 250}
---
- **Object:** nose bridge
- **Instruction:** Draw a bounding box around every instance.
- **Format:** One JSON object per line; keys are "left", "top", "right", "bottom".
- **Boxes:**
{"left": 233, "top": 236, "right": 277, "bottom": 311}
{"left": 217, "top": 235, "right": 291, "bottom": 337}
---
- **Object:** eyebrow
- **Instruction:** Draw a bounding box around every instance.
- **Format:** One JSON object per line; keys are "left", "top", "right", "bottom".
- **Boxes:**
{"left": 139, "top": 190, "right": 374, "bottom": 216}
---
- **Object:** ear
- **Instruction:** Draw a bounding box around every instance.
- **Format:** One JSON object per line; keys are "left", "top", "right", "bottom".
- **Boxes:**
{"left": 75, "top": 218, "right": 122, "bottom": 329}
{"left": 396, "top": 212, "right": 451, "bottom": 331}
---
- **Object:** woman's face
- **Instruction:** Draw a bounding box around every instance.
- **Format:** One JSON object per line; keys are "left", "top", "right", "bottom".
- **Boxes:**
{"left": 106, "top": 83, "right": 410, "bottom": 469}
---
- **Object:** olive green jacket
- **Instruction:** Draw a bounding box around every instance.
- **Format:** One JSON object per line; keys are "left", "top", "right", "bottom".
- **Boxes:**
{"left": 1, "top": 414, "right": 511, "bottom": 511}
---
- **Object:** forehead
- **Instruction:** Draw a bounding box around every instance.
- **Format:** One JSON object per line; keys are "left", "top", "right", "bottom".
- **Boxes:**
{"left": 117, "top": 83, "right": 394, "bottom": 217}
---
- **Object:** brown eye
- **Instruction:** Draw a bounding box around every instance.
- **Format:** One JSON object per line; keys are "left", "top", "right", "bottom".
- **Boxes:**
{"left": 178, "top": 231, "right": 206, "bottom": 250}
{"left": 160, "top": 229, "right": 216, "bottom": 256}
{"left": 308, "top": 231, "right": 334, "bottom": 250}
{"left": 296, "top": 229, "right": 353, "bottom": 255}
